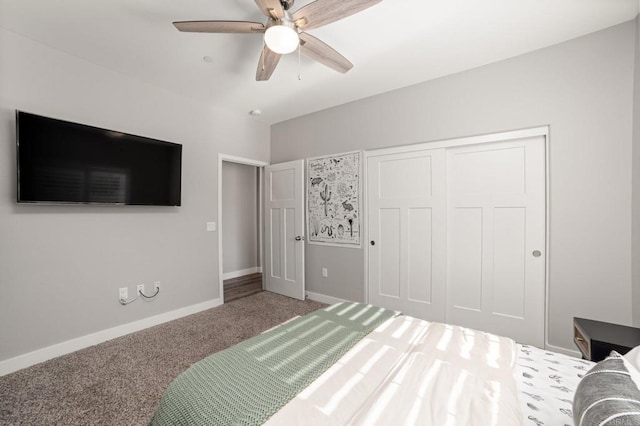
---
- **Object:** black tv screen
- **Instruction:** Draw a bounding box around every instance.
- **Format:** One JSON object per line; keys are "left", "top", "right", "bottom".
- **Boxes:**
{"left": 16, "top": 111, "right": 182, "bottom": 206}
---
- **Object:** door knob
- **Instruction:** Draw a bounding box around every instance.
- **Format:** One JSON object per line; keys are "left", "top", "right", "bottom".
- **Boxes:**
{"left": 532, "top": 250, "right": 542, "bottom": 257}
{"left": 370, "top": 241, "right": 375, "bottom": 246}
{"left": 295, "top": 236, "right": 305, "bottom": 241}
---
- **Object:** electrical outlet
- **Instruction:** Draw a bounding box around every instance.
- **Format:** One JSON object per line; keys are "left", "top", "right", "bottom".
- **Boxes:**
{"left": 137, "top": 284, "right": 145, "bottom": 295}
{"left": 154, "top": 281, "right": 161, "bottom": 291}
{"left": 322, "top": 268, "right": 328, "bottom": 278}
{"left": 119, "top": 287, "right": 128, "bottom": 300}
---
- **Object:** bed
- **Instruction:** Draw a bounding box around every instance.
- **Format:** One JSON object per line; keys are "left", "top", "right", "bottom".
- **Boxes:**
{"left": 150, "top": 302, "right": 640, "bottom": 425}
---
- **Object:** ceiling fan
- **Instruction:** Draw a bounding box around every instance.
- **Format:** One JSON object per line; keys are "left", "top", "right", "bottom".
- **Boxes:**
{"left": 173, "top": 0, "right": 382, "bottom": 81}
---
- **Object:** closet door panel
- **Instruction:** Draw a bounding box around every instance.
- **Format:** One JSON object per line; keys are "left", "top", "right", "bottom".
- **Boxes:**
{"left": 379, "top": 208, "right": 401, "bottom": 298}
{"left": 446, "top": 136, "right": 545, "bottom": 347}
{"left": 449, "top": 207, "right": 483, "bottom": 312}
{"left": 379, "top": 156, "right": 432, "bottom": 199}
{"left": 492, "top": 207, "right": 526, "bottom": 318}
{"left": 407, "top": 208, "right": 432, "bottom": 303}
{"left": 367, "top": 149, "right": 446, "bottom": 320}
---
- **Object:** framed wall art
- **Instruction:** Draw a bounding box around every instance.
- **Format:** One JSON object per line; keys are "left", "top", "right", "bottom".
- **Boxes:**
{"left": 307, "top": 151, "right": 361, "bottom": 247}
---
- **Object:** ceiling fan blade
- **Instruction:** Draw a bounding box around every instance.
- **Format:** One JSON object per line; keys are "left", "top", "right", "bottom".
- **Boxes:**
{"left": 293, "top": 0, "right": 381, "bottom": 31}
{"left": 173, "top": 21, "right": 265, "bottom": 33}
{"left": 299, "top": 32, "right": 353, "bottom": 73}
{"left": 256, "top": 46, "right": 282, "bottom": 81}
{"left": 254, "top": 0, "right": 285, "bottom": 19}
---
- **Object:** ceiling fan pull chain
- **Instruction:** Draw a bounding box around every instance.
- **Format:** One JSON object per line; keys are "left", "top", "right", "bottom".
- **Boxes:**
{"left": 298, "top": 42, "right": 302, "bottom": 80}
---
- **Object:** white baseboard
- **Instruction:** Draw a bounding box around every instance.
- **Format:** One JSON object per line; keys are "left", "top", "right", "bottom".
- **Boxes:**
{"left": 0, "top": 297, "right": 223, "bottom": 377}
{"left": 546, "top": 342, "right": 582, "bottom": 358}
{"left": 305, "top": 291, "right": 351, "bottom": 305}
{"left": 222, "top": 267, "right": 262, "bottom": 281}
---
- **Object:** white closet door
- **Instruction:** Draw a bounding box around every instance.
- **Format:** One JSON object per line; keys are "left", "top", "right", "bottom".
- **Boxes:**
{"left": 446, "top": 136, "right": 546, "bottom": 347}
{"left": 367, "top": 149, "right": 446, "bottom": 320}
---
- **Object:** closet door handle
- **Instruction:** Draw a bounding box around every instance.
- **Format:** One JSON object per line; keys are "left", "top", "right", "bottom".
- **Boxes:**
{"left": 295, "top": 236, "right": 305, "bottom": 241}
{"left": 370, "top": 241, "right": 375, "bottom": 246}
{"left": 532, "top": 250, "right": 542, "bottom": 257}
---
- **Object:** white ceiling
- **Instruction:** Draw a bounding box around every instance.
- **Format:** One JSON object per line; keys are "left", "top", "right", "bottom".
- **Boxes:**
{"left": 0, "top": 0, "right": 638, "bottom": 124}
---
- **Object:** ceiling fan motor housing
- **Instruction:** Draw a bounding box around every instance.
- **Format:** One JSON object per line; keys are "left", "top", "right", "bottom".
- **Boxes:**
{"left": 281, "top": 0, "right": 294, "bottom": 11}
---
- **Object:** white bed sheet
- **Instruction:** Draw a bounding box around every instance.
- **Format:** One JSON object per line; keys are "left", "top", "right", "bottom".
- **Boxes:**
{"left": 266, "top": 315, "right": 522, "bottom": 425}
{"left": 267, "top": 315, "right": 592, "bottom": 426}
{"left": 515, "top": 344, "right": 593, "bottom": 426}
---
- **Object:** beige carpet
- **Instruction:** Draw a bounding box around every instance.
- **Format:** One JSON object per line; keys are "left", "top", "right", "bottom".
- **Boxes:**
{"left": 0, "top": 292, "right": 326, "bottom": 425}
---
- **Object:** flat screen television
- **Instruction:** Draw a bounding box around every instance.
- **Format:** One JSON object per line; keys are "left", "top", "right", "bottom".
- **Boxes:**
{"left": 16, "top": 111, "right": 182, "bottom": 206}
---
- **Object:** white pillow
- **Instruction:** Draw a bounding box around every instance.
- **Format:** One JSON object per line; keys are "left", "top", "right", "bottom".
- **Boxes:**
{"left": 622, "top": 346, "right": 640, "bottom": 391}
{"left": 624, "top": 345, "right": 640, "bottom": 370}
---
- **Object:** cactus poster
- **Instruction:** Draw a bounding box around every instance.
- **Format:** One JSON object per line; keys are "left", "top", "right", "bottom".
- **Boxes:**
{"left": 307, "top": 151, "right": 361, "bottom": 247}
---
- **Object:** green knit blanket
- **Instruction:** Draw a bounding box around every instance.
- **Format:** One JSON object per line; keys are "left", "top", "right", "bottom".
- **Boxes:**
{"left": 150, "top": 302, "right": 397, "bottom": 426}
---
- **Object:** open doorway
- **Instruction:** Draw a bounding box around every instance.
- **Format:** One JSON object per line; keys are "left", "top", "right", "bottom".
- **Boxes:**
{"left": 218, "top": 155, "right": 268, "bottom": 303}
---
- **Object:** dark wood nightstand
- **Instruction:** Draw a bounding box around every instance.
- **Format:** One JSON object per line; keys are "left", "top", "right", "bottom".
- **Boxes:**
{"left": 573, "top": 317, "right": 640, "bottom": 362}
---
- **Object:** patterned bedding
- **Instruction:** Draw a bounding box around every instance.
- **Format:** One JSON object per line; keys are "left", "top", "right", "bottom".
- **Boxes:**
{"left": 515, "top": 344, "right": 594, "bottom": 426}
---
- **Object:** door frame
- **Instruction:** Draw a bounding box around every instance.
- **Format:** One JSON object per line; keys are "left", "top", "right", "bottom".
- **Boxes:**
{"left": 217, "top": 154, "right": 269, "bottom": 304}
{"left": 363, "top": 126, "right": 551, "bottom": 347}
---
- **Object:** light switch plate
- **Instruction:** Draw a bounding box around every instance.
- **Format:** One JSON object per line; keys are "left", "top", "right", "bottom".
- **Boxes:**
{"left": 206, "top": 222, "right": 216, "bottom": 232}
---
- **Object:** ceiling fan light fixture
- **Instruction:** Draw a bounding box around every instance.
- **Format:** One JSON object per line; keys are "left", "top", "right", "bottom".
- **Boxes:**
{"left": 264, "top": 24, "right": 299, "bottom": 54}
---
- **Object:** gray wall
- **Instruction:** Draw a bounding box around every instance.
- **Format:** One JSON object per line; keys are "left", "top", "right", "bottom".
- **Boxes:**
{"left": 0, "top": 28, "right": 269, "bottom": 362}
{"left": 634, "top": 14, "right": 640, "bottom": 327}
{"left": 222, "top": 162, "right": 259, "bottom": 274}
{"left": 272, "top": 21, "right": 636, "bottom": 352}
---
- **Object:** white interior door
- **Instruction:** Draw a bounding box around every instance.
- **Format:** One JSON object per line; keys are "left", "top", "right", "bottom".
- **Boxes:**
{"left": 264, "top": 160, "right": 305, "bottom": 300}
{"left": 367, "top": 149, "right": 446, "bottom": 320}
{"left": 446, "top": 136, "right": 546, "bottom": 346}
